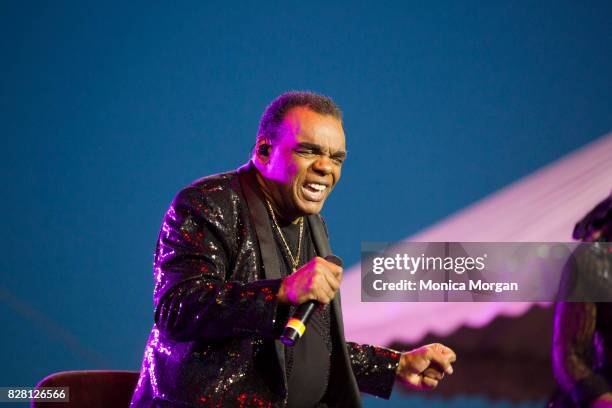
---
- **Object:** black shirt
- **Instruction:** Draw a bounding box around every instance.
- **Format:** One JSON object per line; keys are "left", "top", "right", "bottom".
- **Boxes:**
{"left": 272, "top": 218, "right": 332, "bottom": 408}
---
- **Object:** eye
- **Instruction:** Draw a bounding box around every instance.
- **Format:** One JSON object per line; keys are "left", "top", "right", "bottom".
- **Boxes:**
{"left": 295, "top": 149, "right": 316, "bottom": 157}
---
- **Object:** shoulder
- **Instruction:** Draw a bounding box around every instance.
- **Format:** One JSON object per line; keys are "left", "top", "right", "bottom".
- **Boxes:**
{"left": 188, "top": 169, "right": 240, "bottom": 194}
{"left": 166, "top": 169, "right": 245, "bottom": 230}
{"left": 173, "top": 169, "right": 240, "bottom": 206}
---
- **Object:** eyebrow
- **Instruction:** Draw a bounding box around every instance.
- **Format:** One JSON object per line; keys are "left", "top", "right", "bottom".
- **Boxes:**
{"left": 295, "top": 142, "right": 347, "bottom": 159}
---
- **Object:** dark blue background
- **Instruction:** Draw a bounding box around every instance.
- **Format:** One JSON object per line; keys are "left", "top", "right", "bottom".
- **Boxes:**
{"left": 1, "top": 2, "right": 610, "bottom": 406}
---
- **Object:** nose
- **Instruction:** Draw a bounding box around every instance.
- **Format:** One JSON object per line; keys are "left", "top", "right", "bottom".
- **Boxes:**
{"left": 312, "top": 155, "right": 333, "bottom": 175}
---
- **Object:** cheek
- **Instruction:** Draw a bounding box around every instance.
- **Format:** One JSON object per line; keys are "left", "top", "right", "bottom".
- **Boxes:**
{"left": 269, "top": 156, "right": 298, "bottom": 184}
{"left": 287, "top": 163, "right": 299, "bottom": 177}
{"left": 333, "top": 167, "right": 342, "bottom": 184}
{"left": 289, "top": 160, "right": 310, "bottom": 184}
{"left": 281, "top": 163, "right": 299, "bottom": 187}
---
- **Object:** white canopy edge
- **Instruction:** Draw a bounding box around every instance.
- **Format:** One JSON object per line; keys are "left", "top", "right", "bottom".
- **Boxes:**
{"left": 341, "top": 132, "right": 612, "bottom": 345}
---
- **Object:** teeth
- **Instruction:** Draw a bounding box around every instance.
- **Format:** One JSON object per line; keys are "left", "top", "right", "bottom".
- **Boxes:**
{"left": 306, "top": 183, "right": 326, "bottom": 191}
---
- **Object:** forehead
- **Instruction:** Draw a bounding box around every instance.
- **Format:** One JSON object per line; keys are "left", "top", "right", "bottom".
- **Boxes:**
{"left": 278, "top": 107, "right": 346, "bottom": 149}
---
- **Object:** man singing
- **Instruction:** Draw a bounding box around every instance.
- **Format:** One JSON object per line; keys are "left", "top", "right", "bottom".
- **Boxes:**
{"left": 131, "top": 91, "right": 456, "bottom": 407}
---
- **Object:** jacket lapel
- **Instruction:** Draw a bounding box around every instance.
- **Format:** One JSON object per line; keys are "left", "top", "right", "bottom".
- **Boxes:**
{"left": 238, "top": 162, "right": 281, "bottom": 281}
{"left": 237, "top": 162, "right": 288, "bottom": 393}
{"left": 307, "top": 215, "right": 362, "bottom": 407}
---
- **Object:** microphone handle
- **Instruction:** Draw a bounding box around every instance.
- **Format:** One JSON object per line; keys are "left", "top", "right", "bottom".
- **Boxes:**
{"left": 280, "top": 255, "right": 343, "bottom": 346}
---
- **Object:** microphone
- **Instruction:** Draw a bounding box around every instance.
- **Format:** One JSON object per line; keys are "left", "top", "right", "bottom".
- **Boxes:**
{"left": 280, "top": 254, "right": 343, "bottom": 346}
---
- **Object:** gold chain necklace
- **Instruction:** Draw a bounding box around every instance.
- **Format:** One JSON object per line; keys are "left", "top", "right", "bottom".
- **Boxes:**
{"left": 265, "top": 199, "right": 303, "bottom": 272}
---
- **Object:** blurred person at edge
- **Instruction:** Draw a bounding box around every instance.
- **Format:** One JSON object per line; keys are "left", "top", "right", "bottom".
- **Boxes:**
{"left": 551, "top": 191, "right": 612, "bottom": 408}
{"left": 130, "top": 91, "right": 456, "bottom": 407}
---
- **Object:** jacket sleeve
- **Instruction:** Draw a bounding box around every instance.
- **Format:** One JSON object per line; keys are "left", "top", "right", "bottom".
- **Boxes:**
{"left": 552, "top": 301, "right": 611, "bottom": 406}
{"left": 346, "top": 341, "right": 401, "bottom": 399}
{"left": 152, "top": 186, "right": 288, "bottom": 342}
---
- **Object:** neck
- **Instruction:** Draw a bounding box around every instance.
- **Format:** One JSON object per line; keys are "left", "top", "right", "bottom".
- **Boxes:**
{"left": 254, "top": 171, "right": 301, "bottom": 225}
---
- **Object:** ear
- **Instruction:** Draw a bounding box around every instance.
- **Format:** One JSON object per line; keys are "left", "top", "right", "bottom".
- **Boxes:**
{"left": 254, "top": 138, "right": 272, "bottom": 164}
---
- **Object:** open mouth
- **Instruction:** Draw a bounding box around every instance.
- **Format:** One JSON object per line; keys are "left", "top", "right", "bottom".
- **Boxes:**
{"left": 301, "top": 182, "right": 327, "bottom": 202}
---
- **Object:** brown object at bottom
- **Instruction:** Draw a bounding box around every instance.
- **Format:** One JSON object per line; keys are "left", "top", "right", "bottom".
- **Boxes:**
{"left": 32, "top": 370, "right": 139, "bottom": 408}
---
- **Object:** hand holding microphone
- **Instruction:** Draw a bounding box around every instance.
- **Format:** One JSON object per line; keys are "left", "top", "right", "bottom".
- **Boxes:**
{"left": 277, "top": 255, "right": 343, "bottom": 346}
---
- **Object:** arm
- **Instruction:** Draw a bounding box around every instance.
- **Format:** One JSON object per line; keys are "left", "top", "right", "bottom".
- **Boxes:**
{"left": 347, "top": 341, "right": 455, "bottom": 399}
{"left": 153, "top": 186, "right": 288, "bottom": 342}
{"left": 346, "top": 342, "right": 401, "bottom": 399}
{"left": 553, "top": 301, "right": 612, "bottom": 407}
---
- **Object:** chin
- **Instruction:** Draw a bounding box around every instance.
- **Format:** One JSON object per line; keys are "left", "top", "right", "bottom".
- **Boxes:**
{"left": 299, "top": 201, "right": 325, "bottom": 215}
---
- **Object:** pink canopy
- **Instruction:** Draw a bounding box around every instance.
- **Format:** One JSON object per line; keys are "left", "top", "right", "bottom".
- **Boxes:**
{"left": 341, "top": 133, "right": 612, "bottom": 346}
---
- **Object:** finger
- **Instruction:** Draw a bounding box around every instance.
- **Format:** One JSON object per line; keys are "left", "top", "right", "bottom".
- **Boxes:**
{"left": 322, "top": 268, "right": 341, "bottom": 292}
{"left": 423, "top": 367, "right": 445, "bottom": 381}
{"left": 422, "top": 376, "right": 438, "bottom": 390}
{"left": 433, "top": 360, "right": 454, "bottom": 376}
{"left": 312, "top": 269, "right": 336, "bottom": 297}
{"left": 320, "top": 257, "right": 343, "bottom": 278}
{"left": 321, "top": 284, "right": 336, "bottom": 303}
{"left": 426, "top": 348, "right": 454, "bottom": 375}
{"left": 315, "top": 285, "right": 334, "bottom": 304}
{"left": 434, "top": 343, "right": 457, "bottom": 363}
{"left": 429, "top": 343, "right": 455, "bottom": 359}
{"left": 317, "top": 292, "right": 331, "bottom": 304}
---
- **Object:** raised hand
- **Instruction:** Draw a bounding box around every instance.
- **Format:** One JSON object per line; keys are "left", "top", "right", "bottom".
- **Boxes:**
{"left": 396, "top": 343, "right": 456, "bottom": 390}
{"left": 277, "top": 256, "right": 343, "bottom": 305}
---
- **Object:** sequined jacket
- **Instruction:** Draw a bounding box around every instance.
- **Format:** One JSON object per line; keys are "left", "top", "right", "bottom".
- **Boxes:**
{"left": 130, "top": 162, "right": 401, "bottom": 407}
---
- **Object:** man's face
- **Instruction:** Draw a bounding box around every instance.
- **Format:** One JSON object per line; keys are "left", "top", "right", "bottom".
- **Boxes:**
{"left": 258, "top": 106, "right": 346, "bottom": 220}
